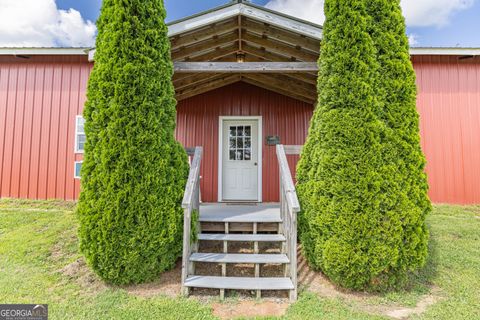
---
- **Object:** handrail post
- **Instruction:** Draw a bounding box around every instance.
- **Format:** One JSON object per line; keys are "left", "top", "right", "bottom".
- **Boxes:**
{"left": 181, "top": 146, "right": 203, "bottom": 297}
{"left": 276, "top": 144, "right": 301, "bottom": 301}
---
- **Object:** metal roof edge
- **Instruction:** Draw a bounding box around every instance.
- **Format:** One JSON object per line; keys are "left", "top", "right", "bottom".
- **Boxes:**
{"left": 3, "top": 47, "right": 480, "bottom": 59}
{"left": 410, "top": 47, "right": 480, "bottom": 56}
{"left": 0, "top": 47, "right": 90, "bottom": 55}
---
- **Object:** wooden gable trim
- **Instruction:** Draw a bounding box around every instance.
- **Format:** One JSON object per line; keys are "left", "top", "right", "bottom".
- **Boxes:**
{"left": 167, "top": 3, "right": 323, "bottom": 40}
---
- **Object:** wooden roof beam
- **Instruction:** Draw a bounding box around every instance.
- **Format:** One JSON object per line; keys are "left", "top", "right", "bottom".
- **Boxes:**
{"left": 242, "top": 31, "right": 318, "bottom": 62}
{"left": 173, "top": 62, "right": 318, "bottom": 73}
{"left": 242, "top": 42, "right": 318, "bottom": 77}
{"left": 176, "top": 75, "right": 242, "bottom": 101}
{"left": 170, "top": 18, "right": 238, "bottom": 49}
{"left": 242, "top": 76, "right": 315, "bottom": 104}
{"left": 243, "top": 73, "right": 316, "bottom": 100}
{"left": 242, "top": 18, "right": 320, "bottom": 53}
{"left": 186, "top": 43, "right": 239, "bottom": 62}
{"left": 173, "top": 73, "right": 222, "bottom": 90}
{"left": 171, "top": 31, "right": 238, "bottom": 61}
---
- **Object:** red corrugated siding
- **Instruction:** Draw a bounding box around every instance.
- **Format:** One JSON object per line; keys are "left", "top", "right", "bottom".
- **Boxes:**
{"left": 413, "top": 56, "right": 480, "bottom": 204}
{"left": 0, "top": 55, "right": 479, "bottom": 204}
{"left": 0, "top": 57, "right": 90, "bottom": 200}
{"left": 176, "top": 82, "right": 313, "bottom": 202}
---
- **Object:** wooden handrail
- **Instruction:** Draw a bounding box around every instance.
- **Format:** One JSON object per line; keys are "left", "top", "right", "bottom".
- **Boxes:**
{"left": 182, "top": 146, "right": 203, "bottom": 208}
{"left": 276, "top": 144, "right": 301, "bottom": 301}
{"left": 181, "top": 146, "right": 203, "bottom": 296}
{"left": 283, "top": 144, "right": 303, "bottom": 155}
{"left": 276, "top": 145, "right": 301, "bottom": 213}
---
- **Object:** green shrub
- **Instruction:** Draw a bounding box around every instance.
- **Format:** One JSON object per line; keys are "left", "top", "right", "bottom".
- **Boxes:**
{"left": 77, "top": 0, "right": 189, "bottom": 285}
{"left": 296, "top": 0, "right": 431, "bottom": 290}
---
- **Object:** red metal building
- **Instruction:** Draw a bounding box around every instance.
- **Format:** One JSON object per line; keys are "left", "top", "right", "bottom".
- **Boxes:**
{"left": 0, "top": 2, "right": 479, "bottom": 204}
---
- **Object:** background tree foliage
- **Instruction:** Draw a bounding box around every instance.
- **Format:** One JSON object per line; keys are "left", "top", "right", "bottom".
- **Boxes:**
{"left": 296, "top": 0, "right": 431, "bottom": 290}
{"left": 77, "top": 0, "right": 189, "bottom": 284}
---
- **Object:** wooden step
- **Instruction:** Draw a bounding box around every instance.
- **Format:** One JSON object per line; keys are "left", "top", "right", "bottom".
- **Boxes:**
{"left": 199, "top": 205, "right": 282, "bottom": 223}
{"left": 198, "top": 234, "right": 286, "bottom": 242}
{"left": 184, "top": 276, "right": 294, "bottom": 290}
{"left": 201, "top": 222, "right": 278, "bottom": 233}
{"left": 189, "top": 253, "right": 289, "bottom": 264}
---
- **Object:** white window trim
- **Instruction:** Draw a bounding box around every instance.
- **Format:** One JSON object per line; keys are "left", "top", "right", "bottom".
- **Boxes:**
{"left": 74, "top": 161, "right": 83, "bottom": 179}
{"left": 218, "top": 116, "right": 262, "bottom": 203}
{"left": 75, "top": 115, "right": 85, "bottom": 154}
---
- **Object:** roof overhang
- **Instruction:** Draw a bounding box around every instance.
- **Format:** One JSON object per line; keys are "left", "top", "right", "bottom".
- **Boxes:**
{"left": 167, "top": 2, "right": 323, "bottom": 40}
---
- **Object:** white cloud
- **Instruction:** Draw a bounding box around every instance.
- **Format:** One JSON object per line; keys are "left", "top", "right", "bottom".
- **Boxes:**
{"left": 265, "top": 0, "right": 474, "bottom": 28}
{"left": 266, "top": 0, "right": 325, "bottom": 25}
{"left": 0, "top": 0, "right": 96, "bottom": 47}
{"left": 402, "top": 0, "right": 474, "bottom": 27}
{"left": 408, "top": 33, "right": 419, "bottom": 46}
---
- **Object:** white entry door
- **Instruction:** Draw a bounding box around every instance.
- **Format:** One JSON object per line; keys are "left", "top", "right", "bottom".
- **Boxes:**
{"left": 222, "top": 119, "right": 259, "bottom": 201}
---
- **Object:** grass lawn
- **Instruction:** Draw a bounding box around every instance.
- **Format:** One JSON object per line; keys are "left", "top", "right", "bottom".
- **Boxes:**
{"left": 0, "top": 199, "right": 479, "bottom": 319}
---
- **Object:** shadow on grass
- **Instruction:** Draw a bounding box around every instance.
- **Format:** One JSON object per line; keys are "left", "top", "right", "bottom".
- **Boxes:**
{"left": 402, "top": 224, "right": 440, "bottom": 295}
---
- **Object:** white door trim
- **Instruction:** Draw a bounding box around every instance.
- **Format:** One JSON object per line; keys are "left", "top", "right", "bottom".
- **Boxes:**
{"left": 218, "top": 116, "right": 262, "bottom": 202}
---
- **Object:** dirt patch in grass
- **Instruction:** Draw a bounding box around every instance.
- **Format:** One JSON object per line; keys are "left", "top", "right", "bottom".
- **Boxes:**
{"left": 297, "top": 246, "right": 442, "bottom": 319}
{"left": 384, "top": 289, "right": 441, "bottom": 319}
{"left": 212, "top": 300, "right": 289, "bottom": 319}
{"left": 60, "top": 258, "right": 107, "bottom": 293}
{"left": 125, "top": 261, "right": 182, "bottom": 298}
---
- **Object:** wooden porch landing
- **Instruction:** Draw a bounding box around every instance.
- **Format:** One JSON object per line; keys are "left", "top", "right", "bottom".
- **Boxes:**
{"left": 199, "top": 203, "right": 281, "bottom": 223}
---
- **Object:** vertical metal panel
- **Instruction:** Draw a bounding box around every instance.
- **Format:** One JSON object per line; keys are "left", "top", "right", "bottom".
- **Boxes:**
{"left": 0, "top": 56, "right": 91, "bottom": 200}
{"left": 176, "top": 82, "right": 313, "bottom": 202}
{"left": 413, "top": 56, "right": 480, "bottom": 204}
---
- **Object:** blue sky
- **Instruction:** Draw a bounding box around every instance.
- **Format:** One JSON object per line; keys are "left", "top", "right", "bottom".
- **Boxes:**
{"left": 2, "top": 0, "right": 479, "bottom": 47}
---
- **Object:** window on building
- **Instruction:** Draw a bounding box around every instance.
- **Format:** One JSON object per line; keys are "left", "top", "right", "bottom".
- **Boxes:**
{"left": 74, "top": 161, "right": 83, "bottom": 179}
{"left": 75, "top": 116, "right": 86, "bottom": 153}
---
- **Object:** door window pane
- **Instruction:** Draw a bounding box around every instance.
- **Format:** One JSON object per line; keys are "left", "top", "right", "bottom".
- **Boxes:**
{"left": 244, "top": 137, "right": 251, "bottom": 148}
{"left": 229, "top": 137, "right": 236, "bottom": 149}
{"left": 229, "top": 127, "right": 236, "bottom": 137}
{"left": 244, "top": 126, "right": 251, "bottom": 137}
{"left": 237, "top": 126, "right": 244, "bottom": 137}
{"left": 228, "top": 125, "right": 252, "bottom": 161}
{"left": 237, "top": 137, "right": 244, "bottom": 149}
{"left": 236, "top": 150, "right": 244, "bottom": 160}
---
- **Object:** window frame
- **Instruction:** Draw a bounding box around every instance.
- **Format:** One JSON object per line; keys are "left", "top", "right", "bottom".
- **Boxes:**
{"left": 74, "top": 115, "right": 85, "bottom": 153}
{"left": 74, "top": 161, "right": 83, "bottom": 179}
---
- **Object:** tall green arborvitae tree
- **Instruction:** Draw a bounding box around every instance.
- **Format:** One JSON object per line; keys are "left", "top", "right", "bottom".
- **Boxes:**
{"left": 367, "top": 0, "right": 431, "bottom": 284}
{"left": 297, "top": 0, "right": 385, "bottom": 289}
{"left": 297, "top": 0, "right": 431, "bottom": 290}
{"left": 77, "top": 0, "right": 189, "bottom": 285}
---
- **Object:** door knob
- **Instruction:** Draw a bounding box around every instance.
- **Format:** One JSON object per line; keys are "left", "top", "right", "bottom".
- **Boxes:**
{"left": 254, "top": 162, "right": 257, "bottom": 166}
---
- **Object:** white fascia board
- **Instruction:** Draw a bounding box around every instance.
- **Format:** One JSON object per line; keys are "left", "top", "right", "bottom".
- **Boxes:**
{"left": 240, "top": 5, "right": 322, "bottom": 40}
{"left": 410, "top": 47, "right": 480, "bottom": 56}
{"left": 168, "top": 4, "right": 242, "bottom": 37}
{"left": 88, "top": 49, "right": 95, "bottom": 62}
{"left": 0, "top": 47, "right": 89, "bottom": 55}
